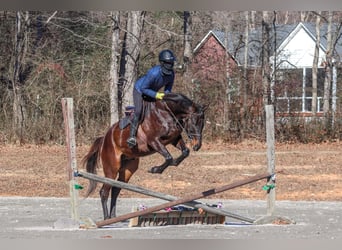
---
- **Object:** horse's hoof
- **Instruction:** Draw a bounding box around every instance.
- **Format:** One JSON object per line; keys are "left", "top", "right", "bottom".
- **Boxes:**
{"left": 148, "top": 167, "right": 162, "bottom": 174}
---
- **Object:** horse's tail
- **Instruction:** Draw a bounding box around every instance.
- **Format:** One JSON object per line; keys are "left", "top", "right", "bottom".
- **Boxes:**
{"left": 82, "top": 136, "right": 104, "bottom": 197}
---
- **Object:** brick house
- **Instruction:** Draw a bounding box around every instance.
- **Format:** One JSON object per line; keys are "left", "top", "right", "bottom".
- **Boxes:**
{"left": 192, "top": 22, "right": 342, "bottom": 118}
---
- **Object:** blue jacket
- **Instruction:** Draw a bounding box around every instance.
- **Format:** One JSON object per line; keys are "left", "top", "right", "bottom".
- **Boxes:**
{"left": 134, "top": 65, "right": 174, "bottom": 98}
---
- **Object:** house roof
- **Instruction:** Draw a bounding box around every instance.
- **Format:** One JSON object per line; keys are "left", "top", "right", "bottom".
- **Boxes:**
{"left": 195, "top": 22, "right": 342, "bottom": 67}
{"left": 193, "top": 30, "right": 226, "bottom": 52}
{"left": 193, "top": 30, "right": 239, "bottom": 64}
{"left": 301, "top": 22, "right": 342, "bottom": 56}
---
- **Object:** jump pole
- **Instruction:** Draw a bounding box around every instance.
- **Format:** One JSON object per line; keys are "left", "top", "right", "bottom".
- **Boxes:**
{"left": 93, "top": 171, "right": 274, "bottom": 227}
{"left": 77, "top": 171, "right": 258, "bottom": 223}
{"left": 61, "top": 98, "right": 80, "bottom": 222}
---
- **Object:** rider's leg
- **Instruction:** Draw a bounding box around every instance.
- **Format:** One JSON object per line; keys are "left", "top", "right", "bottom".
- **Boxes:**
{"left": 127, "top": 114, "right": 139, "bottom": 148}
{"left": 127, "top": 88, "right": 142, "bottom": 148}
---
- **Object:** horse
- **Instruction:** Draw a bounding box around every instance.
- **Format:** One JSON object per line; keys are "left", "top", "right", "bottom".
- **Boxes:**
{"left": 82, "top": 92, "right": 207, "bottom": 219}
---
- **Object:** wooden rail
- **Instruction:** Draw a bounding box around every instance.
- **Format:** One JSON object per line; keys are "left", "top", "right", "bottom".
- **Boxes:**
{"left": 77, "top": 171, "right": 259, "bottom": 223}
{"left": 77, "top": 171, "right": 273, "bottom": 227}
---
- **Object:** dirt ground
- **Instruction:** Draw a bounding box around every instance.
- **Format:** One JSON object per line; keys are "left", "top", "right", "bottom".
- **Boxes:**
{"left": 0, "top": 140, "right": 342, "bottom": 201}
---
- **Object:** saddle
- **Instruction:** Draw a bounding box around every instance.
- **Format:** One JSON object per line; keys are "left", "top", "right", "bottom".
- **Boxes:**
{"left": 118, "top": 100, "right": 150, "bottom": 129}
{"left": 119, "top": 106, "right": 135, "bottom": 129}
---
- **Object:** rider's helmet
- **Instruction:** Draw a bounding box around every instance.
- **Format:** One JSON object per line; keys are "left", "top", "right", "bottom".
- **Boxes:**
{"left": 159, "top": 49, "right": 176, "bottom": 75}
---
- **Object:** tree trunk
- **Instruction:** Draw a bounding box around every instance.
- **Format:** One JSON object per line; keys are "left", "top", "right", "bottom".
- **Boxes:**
{"left": 262, "top": 11, "right": 271, "bottom": 106}
{"left": 109, "top": 11, "right": 120, "bottom": 125}
{"left": 241, "top": 11, "right": 249, "bottom": 138}
{"left": 11, "top": 11, "right": 30, "bottom": 143}
{"left": 250, "top": 11, "right": 256, "bottom": 29}
{"left": 224, "top": 18, "right": 232, "bottom": 132}
{"left": 183, "top": 11, "right": 192, "bottom": 65}
{"left": 312, "top": 11, "right": 321, "bottom": 116}
{"left": 323, "top": 12, "right": 332, "bottom": 117}
{"left": 284, "top": 11, "right": 290, "bottom": 24}
{"left": 121, "top": 11, "right": 145, "bottom": 114}
{"left": 183, "top": 11, "right": 193, "bottom": 98}
{"left": 270, "top": 12, "right": 277, "bottom": 105}
{"left": 300, "top": 11, "right": 307, "bottom": 22}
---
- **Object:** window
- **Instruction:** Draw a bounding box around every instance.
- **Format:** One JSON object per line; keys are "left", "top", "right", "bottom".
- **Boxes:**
{"left": 275, "top": 68, "right": 325, "bottom": 113}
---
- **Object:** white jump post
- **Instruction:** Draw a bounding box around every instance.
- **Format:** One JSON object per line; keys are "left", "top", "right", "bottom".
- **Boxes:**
{"left": 61, "top": 98, "right": 80, "bottom": 222}
{"left": 253, "top": 105, "right": 293, "bottom": 225}
{"left": 265, "top": 105, "right": 275, "bottom": 216}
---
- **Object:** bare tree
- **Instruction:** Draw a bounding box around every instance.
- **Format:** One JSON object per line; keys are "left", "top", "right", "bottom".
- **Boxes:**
{"left": 223, "top": 17, "right": 233, "bottom": 131}
{"left": 109, "top": 11, "right": 120, "bottom": 124}
{"left": 300, "top": 11, "right": 309, "bottom": 22}
{"left": 121, "top": 11, "right": 145, "bottom": 113}
{"left": 261, "top": 11, "right": 271, "bottom": 106}
{"left": 283, "top": 11, "right": 290, "bottom": 24}
{"left": 183, "top": 11, "right": 193, "bottom": 98}
{"left": 323, "top": 11, "right": 333, "bottom": 117}
{"left": 312, "top": 11, "right": 321, "bottom": 116}
{"left": 250, "top": 11, "right": 256, "bottom": 28}
{"left": 241, "top": 11, "right": 249, "bottom": 135}
{"left": 11, "top": 11, "right": 30, "bottom": 143}
{"left": 183, "top": 11, "right": 192, "bottom": 65}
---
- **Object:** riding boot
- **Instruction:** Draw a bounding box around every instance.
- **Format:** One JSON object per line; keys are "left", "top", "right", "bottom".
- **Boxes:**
{"left": 126, "top": 114, "right": 139, "bottom": 148}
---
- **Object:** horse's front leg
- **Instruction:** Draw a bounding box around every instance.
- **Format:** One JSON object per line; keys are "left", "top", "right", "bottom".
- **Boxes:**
{"left": 148, "top": 153, "right": 172, "bottom": 174}
{"left": 148, "top": 141, "right": 173, "bottom": 174}
{"left": 170, "top": 136, "right": 190, "bottom": 166}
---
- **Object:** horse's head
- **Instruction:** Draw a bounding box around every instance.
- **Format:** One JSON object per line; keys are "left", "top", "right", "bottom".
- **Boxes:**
{"left": 183, "top": 103, "right": 207, "bottom": 151}
{"left": 162, "top": 93, "right": 207, "bottom": 151}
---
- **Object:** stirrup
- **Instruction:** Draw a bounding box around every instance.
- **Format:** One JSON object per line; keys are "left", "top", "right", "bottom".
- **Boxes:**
{"left": 127, "top": 137, "right": 137, "bottom": 148}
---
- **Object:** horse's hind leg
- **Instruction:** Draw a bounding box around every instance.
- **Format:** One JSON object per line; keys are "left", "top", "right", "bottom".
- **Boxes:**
{"left": 109, "top": 186, "right": 121, "bottom": 218}
{"left": 109, "top": 157, "right": 139, "bottom": 218}
{"left": 100, "top": 134, "right": 121, "bottom": 219}
{"left": 99, "top": 184, "right": 112, "bottom": 219}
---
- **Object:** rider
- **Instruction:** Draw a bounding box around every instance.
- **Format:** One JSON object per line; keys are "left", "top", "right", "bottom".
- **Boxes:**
{"left": 126, "top": 49, "right": 176, "bottom": 148}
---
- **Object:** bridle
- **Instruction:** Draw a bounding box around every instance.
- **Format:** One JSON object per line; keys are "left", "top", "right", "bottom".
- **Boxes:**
{"left": 162, "top": 100, "right": 202, "bottom": 140}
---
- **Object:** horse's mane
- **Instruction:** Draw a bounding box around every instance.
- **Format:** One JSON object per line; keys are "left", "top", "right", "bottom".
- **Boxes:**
{"left": 163, "top": 92, "right": 193, "bottom": 107}
{"left": 143, "top": 92, "right": 195, "bottom": 118}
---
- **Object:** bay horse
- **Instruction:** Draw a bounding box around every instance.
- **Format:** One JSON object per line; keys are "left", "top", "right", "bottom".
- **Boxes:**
{"left": 82, "top": 92, "right": 207, "bottom": 219}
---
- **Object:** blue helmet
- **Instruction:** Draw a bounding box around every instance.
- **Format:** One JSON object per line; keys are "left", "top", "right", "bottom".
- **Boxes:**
{"left": 159, "top": 49, "right": 176, "bottom": 75}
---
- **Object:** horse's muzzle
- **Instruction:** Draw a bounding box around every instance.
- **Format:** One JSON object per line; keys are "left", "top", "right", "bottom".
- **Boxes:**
{"left": 193, "top": 144, "right": 201, "bottom": 151}
{"left": 191, "top": 138, "right": 202, "bottom": 151}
